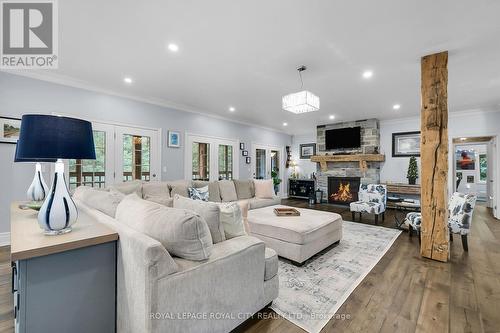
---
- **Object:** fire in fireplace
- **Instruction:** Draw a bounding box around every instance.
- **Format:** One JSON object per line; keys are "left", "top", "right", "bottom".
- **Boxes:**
{"left": 328, "top": 177, "right": 361, "bottom": 205}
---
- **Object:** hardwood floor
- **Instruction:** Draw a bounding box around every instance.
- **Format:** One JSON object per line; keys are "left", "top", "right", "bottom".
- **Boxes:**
{"left": 0, "top": 201, "right": 498, "bottom": 333}
{"left": 235, "top": 199, "right": 500, "bottom": 333}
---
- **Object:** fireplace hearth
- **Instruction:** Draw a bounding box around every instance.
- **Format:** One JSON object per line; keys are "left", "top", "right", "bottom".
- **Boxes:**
{"left": 328, "top": 177, "right": 361, "bottom": 205}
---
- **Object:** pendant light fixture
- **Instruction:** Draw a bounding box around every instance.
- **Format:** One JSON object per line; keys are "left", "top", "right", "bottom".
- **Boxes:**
{"left": 282, "top": 65, "right": 320, "bottom": 114}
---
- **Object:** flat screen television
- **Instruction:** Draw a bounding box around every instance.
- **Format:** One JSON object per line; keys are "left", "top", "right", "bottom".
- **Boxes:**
{"left": 325, "top": 127, "right": 361, "bottom": 150}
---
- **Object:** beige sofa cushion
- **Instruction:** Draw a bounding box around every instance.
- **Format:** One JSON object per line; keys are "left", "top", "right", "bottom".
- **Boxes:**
{"left": 73, "top": 186, "right": 124, "bottom": 217}
{"left": 142, "top": 182, "right": 172, "bottom": 206}
{"left": 173, "top": 195, "right": 226, "bottom": 244}
{"left": 248, "top": 197, "right": 281, "bottom": 210}
{"left": 168, "top": 180, "right": 192, "bottom": 198}
{"left": 193, "top": 180, "right": 221, "bottom": 202}
{"left": 217, "top": 202, "right": 246, "bottom": 239}
{"left": 219, "top": 180, "right": 238, "bottom": 202}
{"left": 253, "top": 179, "right": 275, "bottom": 199}
{"left": 116, "top": 194, "right": 213, "bottom": 261}
{"left": 233, "top": 180, "right": 254, "bottom": 200}
{"left": 110, "top": 180, "right": 142, "bottom": 196}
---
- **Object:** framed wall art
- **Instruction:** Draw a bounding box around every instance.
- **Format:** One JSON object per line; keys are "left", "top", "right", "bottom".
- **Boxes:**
{"left": 0, "top": 116, "right": 21, "bottom": 144}
{"left": 392, "top": 131, "right": 420, "bottom": 157}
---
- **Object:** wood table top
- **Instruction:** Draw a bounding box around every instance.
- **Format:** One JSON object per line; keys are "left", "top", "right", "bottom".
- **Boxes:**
{"left": 10, "top": 202, "right": 118, "bottom": 261}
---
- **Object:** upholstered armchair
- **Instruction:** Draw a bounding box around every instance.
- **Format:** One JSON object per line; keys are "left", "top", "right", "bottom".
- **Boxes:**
{"left": 350, "top": 184, "right": 387, "bottom": 224}
{"left": 405, "top": 192, "right": 477, "bottom": 251}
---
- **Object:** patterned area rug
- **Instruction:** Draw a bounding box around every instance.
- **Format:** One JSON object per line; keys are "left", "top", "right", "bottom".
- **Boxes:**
{"left": 270, "top": 221, "right": 401, "bottom": 333}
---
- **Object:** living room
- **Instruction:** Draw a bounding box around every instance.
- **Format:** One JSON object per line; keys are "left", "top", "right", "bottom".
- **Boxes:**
{"left": 1, "top": 1, "right": 500, "bottom": 333}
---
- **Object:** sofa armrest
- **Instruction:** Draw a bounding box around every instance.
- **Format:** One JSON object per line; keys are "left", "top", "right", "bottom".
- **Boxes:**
{"left": 75, "top": 201, "right": 178, "bottom": 333}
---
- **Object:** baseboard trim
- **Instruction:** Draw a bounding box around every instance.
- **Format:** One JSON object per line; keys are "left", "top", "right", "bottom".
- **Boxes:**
{"left": 0, "top": 232, "right": 10, "bottom": 246}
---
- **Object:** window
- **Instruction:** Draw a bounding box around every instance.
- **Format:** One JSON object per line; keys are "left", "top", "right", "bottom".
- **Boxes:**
{"left": 255, "top": 149, "right": 266, "bottom": 179}
{"left": 185, "top": 134, "right": 239, "bottom": 181}
{"left": 123, "top": 135, "right": 151, "bottom": 181}
{"left": 69, "top": 130, "right": 106, "bottom": 190}
{"left": 218, "top": 144, "right": 233, "bottom": 180}
{"left": 192, "top": 142, "right": 210, "bottom": 180}
{"left": 479, "top": 154, "right": 487, "bottom": 182}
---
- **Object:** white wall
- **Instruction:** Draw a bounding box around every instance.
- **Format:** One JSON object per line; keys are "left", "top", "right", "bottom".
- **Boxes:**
{"left": 290, "top": 133, "right": 317, "bottom": 179}
{"left": 0, "top": 72, "right": 292, "bottom": 234}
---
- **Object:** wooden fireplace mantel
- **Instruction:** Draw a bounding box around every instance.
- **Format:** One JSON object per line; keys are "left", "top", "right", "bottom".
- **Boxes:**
{"left": 310, "top": 154, "right": 385, "bottom": 172}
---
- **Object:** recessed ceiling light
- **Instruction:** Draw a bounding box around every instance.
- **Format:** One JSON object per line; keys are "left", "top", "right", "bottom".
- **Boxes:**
{"left": 123, "top": 77, "right": 133, "bottom": 84}
{"left": 167, "top": 43, "right": 179, "bottom": 52}
{"left": 283, "top": 122, "right": 288, "bottom": 127}
{"left": 362, "top": 70, "right": 373, "bottom": 79}
{"left": 460, "top": 137, "right": 467, "bottom": 141}
{"left": 229, "top": 106, "right": 235, "bottom": 112}
{"left": 393, "top": 104, "right": 401, "bottom": 110}
{"left": 329, "top": 115, "right": 335, "bottom": 120}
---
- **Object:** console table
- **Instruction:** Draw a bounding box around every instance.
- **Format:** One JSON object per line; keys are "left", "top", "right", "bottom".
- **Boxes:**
{"left": 383, "top": 183, "right": 421, "bottom": 208}
{"left": 288, "top": 179, "right": 315, "bottom": 199}
{"left": 11, "top": 203, "right": 118, "bottom": 333}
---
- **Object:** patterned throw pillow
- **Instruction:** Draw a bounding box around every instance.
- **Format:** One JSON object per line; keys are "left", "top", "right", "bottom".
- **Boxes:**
{"left": 188, "top": 186, "right": 209, "bottom": 201}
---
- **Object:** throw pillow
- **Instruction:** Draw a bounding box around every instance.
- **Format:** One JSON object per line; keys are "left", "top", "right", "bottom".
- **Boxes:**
{"left": 116, "top": 194, "right": 213, "bottom": 261}
{"left": 173, "top": 194, "right": 225, "bottom": 243}
{"left": 233, "top": 179, "right": 254, "bottom": 200}
{"left": 193, "top": 180, "right": 221, "bottom": 202}
{"left": 217, "top": 202, "right": 246, "bottom": 239}
{"left": 168, "top": 180, "right": 192, "bottom": 198}
{"left": 109, "top": 180, "right": 142, "bottom": 196}
{"left": 188, "top": 185, "right": 209, "bottom": 201}
{"left": 142, "top": 182, "right": 172, "bottom": 206}
{"left": 73, "top": 186, "right": 124, "bottom": 217}
{"left": 254, "top": 179, "right": 275, "bottom": 199}
{"left": 218, "top": 180, "right": 238, "bottom": 202}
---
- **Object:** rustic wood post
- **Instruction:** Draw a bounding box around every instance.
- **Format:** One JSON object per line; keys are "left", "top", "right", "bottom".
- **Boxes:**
{"left": 420, "top": 51, "right": 449, "bottom": 262}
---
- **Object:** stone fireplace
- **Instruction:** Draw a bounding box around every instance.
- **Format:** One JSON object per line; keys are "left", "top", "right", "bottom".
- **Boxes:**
{"left": 328, "top": 177, "right": 361, "bottom": 205}
{"left": 315, "top": 119, "right": 381, "bottom": 203}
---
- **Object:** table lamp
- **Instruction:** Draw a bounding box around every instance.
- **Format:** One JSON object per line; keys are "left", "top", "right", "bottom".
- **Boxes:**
{"left": 14, "top": 143, "right": 56, "bottom": 203}
{"left": 16, "top": 115, "right": 96, "bottom": 235}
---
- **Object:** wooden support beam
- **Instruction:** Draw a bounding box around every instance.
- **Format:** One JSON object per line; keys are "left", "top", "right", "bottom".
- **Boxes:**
{"left": 420, "top": 51, "right": 449, "bottom": 262}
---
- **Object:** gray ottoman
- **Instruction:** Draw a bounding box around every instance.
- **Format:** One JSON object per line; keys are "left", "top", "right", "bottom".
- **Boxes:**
{"left": 247, "top": 205, "right": 343, "bottom": 265}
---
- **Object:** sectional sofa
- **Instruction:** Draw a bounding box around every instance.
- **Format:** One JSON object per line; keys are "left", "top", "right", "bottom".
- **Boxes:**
{"left": 72, "top": 179, "right": 281, "bottom": 333}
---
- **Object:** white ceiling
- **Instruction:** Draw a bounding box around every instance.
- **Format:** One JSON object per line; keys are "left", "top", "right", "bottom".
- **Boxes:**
{"left": 11, "top": 0, "right": 500, "bottom": 134}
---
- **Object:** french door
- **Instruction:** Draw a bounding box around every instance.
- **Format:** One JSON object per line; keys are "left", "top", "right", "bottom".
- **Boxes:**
{"left": 185, "top": 134, "right": 239, "bottom": 181}
{"left": 67, "top": 122, "right": 160, "bottom": 190}
{"left": 252, "top": 144, "right": 284, "bottom": 195}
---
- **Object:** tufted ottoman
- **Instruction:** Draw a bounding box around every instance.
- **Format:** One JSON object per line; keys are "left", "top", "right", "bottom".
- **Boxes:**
{"left": 247, "top": 205, "right": 343, "bottom": 265}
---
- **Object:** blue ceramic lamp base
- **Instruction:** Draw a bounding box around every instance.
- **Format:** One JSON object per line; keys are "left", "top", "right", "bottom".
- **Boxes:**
{"left": 38, "top": 160, "right": 78, "bottom": 235}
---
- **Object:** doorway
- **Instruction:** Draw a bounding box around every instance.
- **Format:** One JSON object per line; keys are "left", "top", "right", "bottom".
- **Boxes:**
{"left": 251, "top": 144, "right": 285, "bottom": 195}
{"left": 452, "top": 136, "right": 497, "bottom": 217}
{"left": 67, "top": 122, "right": 161, "bottom": 189}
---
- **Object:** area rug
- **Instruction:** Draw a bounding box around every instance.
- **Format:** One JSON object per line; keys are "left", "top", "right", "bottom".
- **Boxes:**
{"left": 270, "top": 221, "right": 401, "bottom": 333}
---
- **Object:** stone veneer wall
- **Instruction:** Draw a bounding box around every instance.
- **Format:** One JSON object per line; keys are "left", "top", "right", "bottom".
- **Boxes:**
{"left": 316, "top": 119, "right": 381, "bottom": 202}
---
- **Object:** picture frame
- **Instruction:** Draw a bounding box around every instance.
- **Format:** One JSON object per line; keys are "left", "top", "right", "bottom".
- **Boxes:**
{"left": 392, "top": 131, "right": 420, "bottom": 157}
{"left": 168, "top": 130, "right": 180, "bottom": 148}
{"left": 299, "top": 143, "right": 316, "bottom": 159}
{"left": 0, "top": 116, "right": 21, "bottom": 144}
{"left": 239, "top": 142, "right": 245, "bottom": 150}
{"left": 242, "top": 150, "right": 248, "bottom": 156}
{"left": 456, "top": 149, "right": 476, "bottom": 170}
{"left": 246, "top": 157, "right": 251, "bottom": 164}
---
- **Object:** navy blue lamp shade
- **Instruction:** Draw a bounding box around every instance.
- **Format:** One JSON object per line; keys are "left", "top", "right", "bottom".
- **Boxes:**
{"left": 15, "top": 115, "right": 96, "bottom": 160}
{"left": 14, "top": 143, "right": 57, "bottom": 162}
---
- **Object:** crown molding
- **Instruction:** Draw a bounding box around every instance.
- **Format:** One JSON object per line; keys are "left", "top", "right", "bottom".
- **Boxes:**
{"left": 1, "top": 70, "right": 289, "bottom": 135}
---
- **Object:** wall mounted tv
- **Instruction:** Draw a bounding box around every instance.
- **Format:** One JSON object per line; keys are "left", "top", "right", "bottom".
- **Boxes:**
{"left": 325, "top": 126, "right": 361, "bottom": 150}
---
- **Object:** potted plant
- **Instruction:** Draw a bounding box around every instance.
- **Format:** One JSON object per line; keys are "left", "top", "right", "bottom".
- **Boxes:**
{"left": 407, "top": 156, "right": 419, "bottom": 185}
{"left": 271, "top": 169, "right": 282, "bottom": 194}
